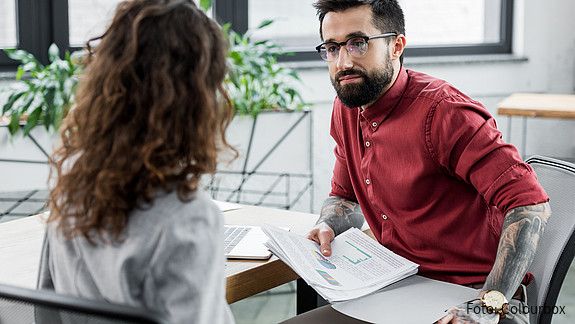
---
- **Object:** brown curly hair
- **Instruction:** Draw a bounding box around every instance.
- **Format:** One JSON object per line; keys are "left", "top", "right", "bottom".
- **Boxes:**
{"left": 48, "top": 0, "right": 234, "bottom": 243}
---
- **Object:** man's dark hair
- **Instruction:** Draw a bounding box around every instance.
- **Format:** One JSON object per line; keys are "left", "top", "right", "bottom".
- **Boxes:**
{"left": 314, "top": 0, "right": 405, "bottom": 63}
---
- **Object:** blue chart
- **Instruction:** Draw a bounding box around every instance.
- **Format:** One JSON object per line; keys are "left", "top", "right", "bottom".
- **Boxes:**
{"left": 316, "top": 269, "right": 341, "bottom": 286}
{"left": 343, "top": 240, "right": 372, "bottom": 265}
{"left": 313, "top": 250, "right": 336, "bottom": 269}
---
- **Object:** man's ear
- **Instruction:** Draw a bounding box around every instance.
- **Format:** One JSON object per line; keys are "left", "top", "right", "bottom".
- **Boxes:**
{"left": 391, "top": 34, "right": 406, "bottom": 60}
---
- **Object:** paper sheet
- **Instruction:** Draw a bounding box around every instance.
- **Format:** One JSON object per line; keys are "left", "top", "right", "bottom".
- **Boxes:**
{"left": 332, "top": 275, "right": 478, "bottom": 323}
{"left": 262, "top": 225, "right": 419, "bottom": 302}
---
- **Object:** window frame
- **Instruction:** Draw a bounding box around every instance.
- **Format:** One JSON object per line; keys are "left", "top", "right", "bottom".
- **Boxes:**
{"left": 0, "top": 0, "right": 514, "bottom": 71}
{"left": 0, "top": 0, "right": 68, "bottom": 71}
{"left": 215, "top": 0, "right": 514, "bottom": 62}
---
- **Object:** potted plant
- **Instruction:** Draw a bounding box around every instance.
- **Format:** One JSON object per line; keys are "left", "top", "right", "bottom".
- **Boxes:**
{"left": 198, "top": 1, "right": 312, "bottom": 210}
{"left": 2, "top": 2, "right": 308, "bottom": 135}
{"left": 1, "top": 44, "right": 80, "bottom": 136}
{"left": 1, "top": 3, "right": 313, "bottom": 210}
{"left": 225, "top": 21, "right": 307, "bottom": 116}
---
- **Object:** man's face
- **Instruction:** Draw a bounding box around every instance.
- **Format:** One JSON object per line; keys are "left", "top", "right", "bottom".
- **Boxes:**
{"left": 321, "top": 5, "right": 395, "bottom": 108}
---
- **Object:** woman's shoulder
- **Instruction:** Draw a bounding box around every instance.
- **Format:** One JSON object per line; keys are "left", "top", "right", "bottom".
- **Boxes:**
{"left": 130, "top": 190, "right": 222, "bottom": 231}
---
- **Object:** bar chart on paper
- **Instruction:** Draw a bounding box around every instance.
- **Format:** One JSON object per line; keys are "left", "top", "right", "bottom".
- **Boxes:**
{"left": 343, "top": 241, "right": 373, "bottom": 265}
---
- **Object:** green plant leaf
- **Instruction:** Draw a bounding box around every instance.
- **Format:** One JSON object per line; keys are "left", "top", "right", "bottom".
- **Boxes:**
{"left": 17, "top": 95, "right": 35, "bottom": 116}
{"left": 199, "top": 0, "right": 212, "bottom": 11}
{"left": 16, "top": 66, "right": 24, "bottom": 80}
{"left": 288, "top": 70, "right": 301, "bottom": 81}
{"left": 4, "top": 48, "right": 39, "bottom": 65}
{"left": 23, "top": 107, "right": 42, "bottom": 135}
{"left": 8, "top": 113, "right": 21, "bottom": 135}
{"left": 222, "top": 23, "right": 231, "bottom": 34}
{"left": 48, "top": 43, "right": 60, "bottom": 63}
{"left": 22, "top": 61, "right": 38, "bottom": 72}
{"left": 257, "top": 19, "right": 274, "bottom": 30}
{"left": 2, "top": 91, "right": 26, "bottom": 115}
{"left": 3, "top": 45, "right": 81, "bottom": 138}
{"left": 43, "top": 87, "right": 56, "bottom": 130}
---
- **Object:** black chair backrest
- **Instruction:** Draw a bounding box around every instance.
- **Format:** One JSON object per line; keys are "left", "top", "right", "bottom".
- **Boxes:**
{"left": 0, "top": 283, "right": 167, "bottom": 324}
{"left": 525, "top": 155, "right": 575, "bottom": 324}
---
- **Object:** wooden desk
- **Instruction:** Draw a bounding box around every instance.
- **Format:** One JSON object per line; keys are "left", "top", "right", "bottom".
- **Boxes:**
{"left": 497, "top": 93, "right": 575, "bottom": 156}
{"left": 223, "top": 205, "right": 318, "bottom": 303}
{"left": 0, "top": 205, "right": 318, "bottom": 305}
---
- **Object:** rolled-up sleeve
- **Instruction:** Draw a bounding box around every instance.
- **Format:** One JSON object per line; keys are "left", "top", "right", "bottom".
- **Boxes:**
{"left": 427, "top": 96, "right": 548, "bottom": 214}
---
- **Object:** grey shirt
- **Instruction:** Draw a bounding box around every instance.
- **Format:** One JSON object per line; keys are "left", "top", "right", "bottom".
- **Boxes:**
{"left": 38, "top": 190, "right": 234, "bottom": 324}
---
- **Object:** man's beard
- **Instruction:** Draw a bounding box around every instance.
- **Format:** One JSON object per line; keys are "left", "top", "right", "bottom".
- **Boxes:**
{"left": 331, "top": 61, "right": 394, "bottom": 108}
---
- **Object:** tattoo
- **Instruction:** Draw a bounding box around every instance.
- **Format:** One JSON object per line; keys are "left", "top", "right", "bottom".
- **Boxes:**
{"left": 317, "top": 196, "right": 364, "bottom": 236}
{"left": 483, "top": 202, "right": 551, "bottom": 299}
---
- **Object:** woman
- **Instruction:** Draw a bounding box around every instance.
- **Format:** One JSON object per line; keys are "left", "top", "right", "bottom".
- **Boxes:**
{"left": 38, "top": 1, "right": 235, "bottom": 323}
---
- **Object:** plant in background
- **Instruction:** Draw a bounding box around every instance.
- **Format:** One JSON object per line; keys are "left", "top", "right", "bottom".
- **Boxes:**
{"left": 225, "top": 21, "right": 307, "bottom": 117}
{"left": 1, "top": 44, "right": 80, "bottom": 136}
{"left": 2, "top": 0, "right": 309, "bottom": 138}
{"left": 200, "top": 0, "right": 308, "bottom": 117}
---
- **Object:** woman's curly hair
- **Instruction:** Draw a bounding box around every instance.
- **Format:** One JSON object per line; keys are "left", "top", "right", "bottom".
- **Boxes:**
{"left": 48, "top": 0, "right": 234, "bottom": 243}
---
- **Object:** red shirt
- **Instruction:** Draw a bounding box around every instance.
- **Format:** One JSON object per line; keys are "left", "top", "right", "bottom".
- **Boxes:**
{"left": 330, "top": 68, "right": 548, "bottom": 285}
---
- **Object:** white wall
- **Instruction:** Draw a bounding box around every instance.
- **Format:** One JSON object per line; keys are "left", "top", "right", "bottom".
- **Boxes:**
{"left": 1, "top": 0, "right": 574, "bottom": 213}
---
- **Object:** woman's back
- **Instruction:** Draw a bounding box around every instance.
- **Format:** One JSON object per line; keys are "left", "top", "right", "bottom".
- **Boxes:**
{"left": 39, "top": 191, "right": 233, "bottom": 323}
{"left": 41, "top": 1, "right": 236, "bottom": 323}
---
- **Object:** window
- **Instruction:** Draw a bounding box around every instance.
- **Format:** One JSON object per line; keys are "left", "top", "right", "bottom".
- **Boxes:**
{"left": 0, "top": 0, "right": 17, "bottom": 48}
{"left": 0, "top": 0, "right": 513, "bottom": 70}
{"left": 0, "top": 0, "right": 60, "bottom": 70}
{"left": 68, "top": 0, "right": 122, "bottom": 47}
{"left": 0, "top": 0, "right": 209, "bottom": 70}
{"left": 248, "top": 0, "right": 319, "bottom": 52}
{"left": 226, "top": 0, "right": 513, "bottom": 60}
{"left": 400, "top": 0, "right": 512, "bottom": 56}
{"left": 68, "top": 0, "right": 209, "bottom": 47}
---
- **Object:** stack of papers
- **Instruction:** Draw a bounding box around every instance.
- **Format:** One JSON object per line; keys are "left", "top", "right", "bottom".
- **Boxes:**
{"left": 262, "top": 225, "right": 419, "bottom": 302}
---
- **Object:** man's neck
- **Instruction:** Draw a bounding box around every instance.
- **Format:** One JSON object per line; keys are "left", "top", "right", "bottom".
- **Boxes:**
{"left": 362, "top": 64, "right": 401, "bottom": 110}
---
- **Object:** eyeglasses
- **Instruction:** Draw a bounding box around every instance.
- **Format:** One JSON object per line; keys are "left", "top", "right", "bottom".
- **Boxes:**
{"left": 315, "top": 32, "right": 398, "bottom": 62}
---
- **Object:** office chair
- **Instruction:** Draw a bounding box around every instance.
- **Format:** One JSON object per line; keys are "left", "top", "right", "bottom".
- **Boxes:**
{"left": 525, "top": 155, "right": 575, "bottom": 324}
{"left": 0, "top": 283, "right": 167, "bottom": 324}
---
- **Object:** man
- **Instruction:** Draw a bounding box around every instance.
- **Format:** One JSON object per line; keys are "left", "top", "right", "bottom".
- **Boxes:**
{"left": 303, "top": 1, "right": 550, "bottom": 323}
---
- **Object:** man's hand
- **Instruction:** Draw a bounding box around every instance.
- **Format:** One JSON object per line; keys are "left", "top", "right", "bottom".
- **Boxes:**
{"left": 311, "top": 196, "right": 364, "bottom": 256}
{"left": 310, "top": 196, "right": 364, "bottom": 256}
{"left": 436, "top": 300, "right": 499, "bottom": 324}
{"left": 307, "top": 222, "right": 335, "bottom": 256}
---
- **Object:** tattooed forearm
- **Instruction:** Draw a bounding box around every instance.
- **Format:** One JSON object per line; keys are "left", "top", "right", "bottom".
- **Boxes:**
{"left": 483, "top": 202, "right": 551, "bottom": 298}
{"left": 317, "top": 196, "right": 365, "bottom": 236}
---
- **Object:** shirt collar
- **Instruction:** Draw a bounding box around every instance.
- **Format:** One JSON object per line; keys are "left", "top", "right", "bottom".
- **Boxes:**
{"left": 360, "top": 67, "right": 408, "bottom": 129}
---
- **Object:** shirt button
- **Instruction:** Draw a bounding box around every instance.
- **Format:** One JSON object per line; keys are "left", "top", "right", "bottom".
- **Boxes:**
{"left": 365, "top": 179, "right": 371, "bottom": 185}
{"left": 365, "top": 141, "right": 371, "bottom": 147}
{"left": 371, "top": 122, "right": 378, "bottom": 128}
{"left": 382, "top": 214, "right": 388, "bottom": 220}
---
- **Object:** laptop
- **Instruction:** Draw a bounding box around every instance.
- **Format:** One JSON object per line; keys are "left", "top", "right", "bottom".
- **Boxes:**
{"left": 224, "top": 225, "right": 272, "bottom": 260}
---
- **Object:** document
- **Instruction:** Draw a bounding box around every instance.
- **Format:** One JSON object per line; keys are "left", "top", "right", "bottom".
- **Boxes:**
{"left": 262, "top": 225, "right": 419, "bottom": 302}
{"left": 332, "top": 275, "right": 478, "bottom": 323}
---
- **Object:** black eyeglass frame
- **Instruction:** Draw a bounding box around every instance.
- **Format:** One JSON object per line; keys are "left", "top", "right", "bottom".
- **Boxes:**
{"left": 315, "top": 32, "right": 398, "bottom": 61}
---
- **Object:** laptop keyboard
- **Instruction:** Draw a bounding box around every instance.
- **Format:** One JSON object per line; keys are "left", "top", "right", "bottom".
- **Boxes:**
{"left": 224, "top": 226, "right": 251, "bottom": 254}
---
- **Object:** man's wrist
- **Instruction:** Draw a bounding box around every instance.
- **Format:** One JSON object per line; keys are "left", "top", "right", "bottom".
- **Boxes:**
{"left": 479, "top": 290, "right": 509, "bottom": 319}
{"left": 318, "top": 197, "right": 364, "bottom": 236}
{"left": 316, "top": 219, "right": 346, "bottom": 236}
